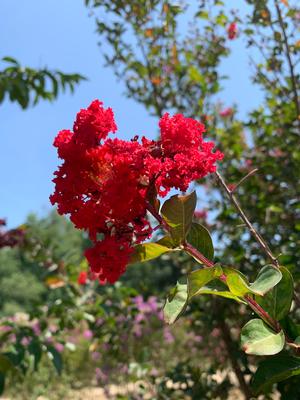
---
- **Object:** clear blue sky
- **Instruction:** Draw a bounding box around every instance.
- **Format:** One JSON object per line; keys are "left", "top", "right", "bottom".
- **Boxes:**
{"left": 0, "top": 0, "right": 260, "bottom": 228}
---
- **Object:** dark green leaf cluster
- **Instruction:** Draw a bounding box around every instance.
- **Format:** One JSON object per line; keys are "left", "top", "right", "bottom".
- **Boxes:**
{"left": 0, "top": 57, "right": 86, "bottom": 109}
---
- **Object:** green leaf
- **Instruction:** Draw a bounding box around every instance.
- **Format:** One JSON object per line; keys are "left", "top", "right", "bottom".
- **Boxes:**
{"left": 46, "top": 345, "right": 63, "bottom": 375}
{"left": 2, "top": 56, "right": 19, "bottom": 65}
{"left": 164, "top": 282, "right": 188, "bottom": 324}
{"left": 156, "top": 236, "right": 175, "bottom": 248}
{"left": 224, "top": 266, "right": 282, "bottom": 297}
{"left": 0, "top": 354, "right": 14, "bottom": 373}
{"left": 161, "top": 192, "right": 197, "bottom": 245}
{"left": 250, "top": 265, "right": 282, "bottom": 296}
{"left": 256, "top": 266, "right": 294, "bottom": 320}
{"left": 189, "top": 279, "right": 245, "bottom": 303}
{"left": 252, "top": 354, "right": 300, "bottom": 395}
{"left": 129, "top": 243, "right": 170, "bottom": 264}
{"left": 225, "top": 269, "right": 250, "bottom": 296}
{"left": 188, "top": 265, "right": 222, "bottom": 298}
{"left": 241, "top": 319, "right": 285, "bottom": 355}
{"left": 186, "top": 223, "right": 214, "bottom": 260}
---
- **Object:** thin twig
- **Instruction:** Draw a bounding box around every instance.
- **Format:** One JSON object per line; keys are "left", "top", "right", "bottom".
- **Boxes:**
{"left": 232, "top": 168, "right": 259, "bottom": 192}
{"left": 215, "top": 171, "right": 280, "bottom": 268}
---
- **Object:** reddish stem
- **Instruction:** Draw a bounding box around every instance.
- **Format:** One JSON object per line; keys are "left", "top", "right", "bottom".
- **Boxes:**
{"left": 183, "top": 242, "right": 215, "bottom": 268}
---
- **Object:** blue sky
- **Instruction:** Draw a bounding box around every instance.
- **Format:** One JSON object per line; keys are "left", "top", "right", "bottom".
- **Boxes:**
{"left": 0, "top": 0, "right": 260, "bottom": 228}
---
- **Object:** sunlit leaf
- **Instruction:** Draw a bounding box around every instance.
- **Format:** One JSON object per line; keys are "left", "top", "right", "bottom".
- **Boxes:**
{"left": 241, "top": 319, "right": 285, "bottom": 355}
{"left": 164, "top": 282, "right": 188, "bottom": 324}
{"left": 129, "top": 243, "right": 170, "bottom": 264}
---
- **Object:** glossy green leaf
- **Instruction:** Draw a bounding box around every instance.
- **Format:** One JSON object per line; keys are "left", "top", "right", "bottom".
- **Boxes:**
{"left": 224, "top": 266, "right": 282, "bottom": 297}
{"left": 226, "top": 270, "right": 250, "bottom": 296}
{"left": 188, "top": 265, "right": 222, "bottom": 298}
{"left": 164, "top": 282, "right": 188, "bottom": 324}
{"left": 256, "top": 266, "right": 294, "bottom": 320}
{"left": 252, "top": 354, "right": 300, "bottom": 395}
{"left": 129, "top": 243, "right": 170, "bottom": 264}
{"left": 241, "top": 319, "right": 285, "bottom": 355}
{"left": 186, "top": 222, "right": 214, "bottom": 260}
{"left": 197, "top": 286, "right": 246, "bottom": 303}
{"left": 161, "top": 192, "right": 197, "bottom": 245}
{"left": 250, "top": 265, "right": 282, "bottom": 296}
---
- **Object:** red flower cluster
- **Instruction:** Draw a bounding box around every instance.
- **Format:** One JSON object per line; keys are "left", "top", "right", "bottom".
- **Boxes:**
{"left": 77, "top": 271, "right": 88, "bottom": 285}
{"left": 50, "top": 100, "right": 222, "bottom": 283}
{"left": 219, "top": 107, "right": 234, "bottom": 118}
{"left": 227, "top": 22, "right": 238, "bottom": 40}
{"left": 0, "top": 219, "right": 25, "bottom": 249}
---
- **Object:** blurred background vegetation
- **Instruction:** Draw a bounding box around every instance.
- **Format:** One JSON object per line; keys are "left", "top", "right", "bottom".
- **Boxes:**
{"left": 1, "top": 0, "right": 300, "bottom": 399}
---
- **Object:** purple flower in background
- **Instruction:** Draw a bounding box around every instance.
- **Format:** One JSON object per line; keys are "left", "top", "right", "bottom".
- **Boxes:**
{"left": 133, "top": 324, "right": 142, "bottom": 337}
{"left": 95, "top": 367, "right": 108, "bottom": 384}
{"left": 0, "top": 325, "right": 12, "bottom": 333}
{"left": 91, "top": 351, "right": 101, "bottom": 361}
{"left": 32, "top": 322, "right": 41, "bottom": 336}
{"left": 54, "top": 342, "right": 64, "bottom": 353}
{"left": 135, "top": 313, "right": 146, "bottom": 323}
{"left": 147, "top": 296, "right": 159, "bottom": 312}
{"left": 83, "top": 329, "right": 93, "bottom": 339}
{"left": 95, "top": 317, "right": 104, "bottom": 327}
{"left": 193, "top": 335, "right": 203, "bottom": 343}
{"left": 21, "top": 336, "right": 31, "bottom": 346}
{"left": 163, "top": 328, "right": 174, "bottom": 344}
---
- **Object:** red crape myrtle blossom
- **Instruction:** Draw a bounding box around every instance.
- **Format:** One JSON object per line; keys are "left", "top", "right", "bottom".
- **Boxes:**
{"left": 50, "top": 100, "right": 223, "bottom": 283}
{"left": 227, "top": 22, "right": 238, "bottom": 40}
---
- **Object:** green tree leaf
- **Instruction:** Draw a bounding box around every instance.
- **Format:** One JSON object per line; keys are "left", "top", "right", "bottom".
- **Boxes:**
{"left": 224, "top": 266, "right": 282, "bottom": 297}
{"left": 195, "top": 284, "right": 246, "bottom": 303}
{"left": 251, "top": 354, "right": 300, "bottom": 395}
{"left": 129, "top": 243, "right": 170, "bottom": 264}
{"left": 188, "top": 265, "right": 222, "bottom": 298}
{"left": 164, "top": 282, "right": 188, "bottom": 324}
{"left": 225, "top": 268, "right": 250, "bottom": 296}
{"left": 256, "top": 266, "right": 294, "bottom": 320}
{"left": 161, "top": 192, "right": 197, "bottom": 245}
{"left": 186, "top": 222, "right": 214, "bottom": 260}
{"left": 250, "top": 265, "right": 282, "bottom": 296}
{"left": 241, "top": 319, "right": 285, "bottom": 355}
{"left": 156, "top": 236, "right": 175, "bottom": 248}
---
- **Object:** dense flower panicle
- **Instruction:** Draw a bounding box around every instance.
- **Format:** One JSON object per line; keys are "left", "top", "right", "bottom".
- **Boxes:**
{"left": 227, "top": 22, "right": 238, "bottom": 40}
{"left": 85, "top": 237, "right": 133, "bottom": 284}
{"left": 73, "top": 100, "right": 117, "bottom": 147}
{"left": 51, "top": 99, "right": 223, "bottom": 283}
{"left": 156, "top": 113, "right": 223, "bottom": 194}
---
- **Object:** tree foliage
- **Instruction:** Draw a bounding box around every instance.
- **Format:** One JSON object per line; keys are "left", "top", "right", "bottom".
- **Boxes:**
{"left": 0, "top": 57, "right": 86, "bottom": 109}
